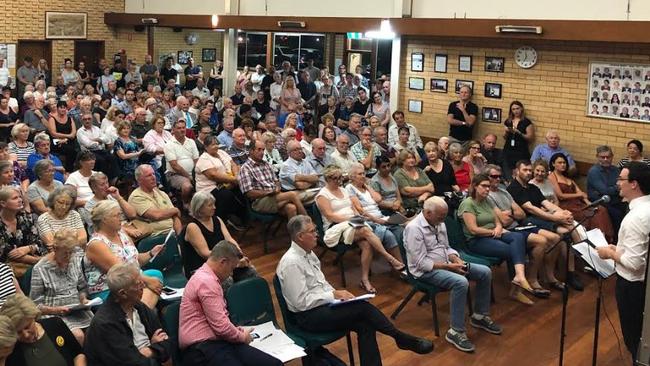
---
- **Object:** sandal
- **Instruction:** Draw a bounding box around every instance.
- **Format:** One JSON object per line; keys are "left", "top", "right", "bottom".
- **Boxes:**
{"left": 359, "top": 280, "right": 377, "bottom": 294}
{"left": 511, "top": 279, "right": 535, "bottom": 295}
{"left": 549, "top": 281, "right": 566, "bottom": 291}
{"left": 531, "top": 287, "right": 551, "bottom": 299}
{"left": 391, "top": 262, "right": 406, "bottom": 273}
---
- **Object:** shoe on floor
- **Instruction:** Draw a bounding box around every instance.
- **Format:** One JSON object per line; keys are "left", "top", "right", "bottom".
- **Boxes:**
{"left": 395, "top": 333, "right": 434, "bottom": 354}
{"left": 445, "top": 330, "right": 475, "bottom": 353}
{"left": 510, "top": 291, "right": 534, "bottom": 306}
{"left": 567, "top": 272, "right": 584, "bottom": 291}
{"left": 470, "top": 315, "right": 503, "bottom": 335}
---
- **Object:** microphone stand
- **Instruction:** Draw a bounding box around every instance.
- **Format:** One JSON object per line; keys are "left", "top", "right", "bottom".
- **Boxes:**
{"left": 557, "top": 208, "right": 597, "bottom": 366}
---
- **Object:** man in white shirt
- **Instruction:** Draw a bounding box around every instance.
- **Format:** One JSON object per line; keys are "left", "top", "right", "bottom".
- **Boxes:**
{"left": 279, "top": 141, "right": 320, "bottom": 205}
{"left": 76, "top": 113, "right": 116, "bottom": 180}
{"left": 191, "top": 78, "right": 210, "bottom": 102}
{"left": 597, "top": 162, "right": 650, "bottom": 360}
{"left": 276, "top": 215, "right": 433, "bottom": 366}
{"left": 164, "top": 119, "right": 199, "bottom": 208}
{"left": 388, "top": 110, "right": 423, "bottom": 150}
{"left": 0, "top": 59, "right": 10, "bottom": 88}
{"left": 330, "top": 134, "right": 358, "bottom": 176}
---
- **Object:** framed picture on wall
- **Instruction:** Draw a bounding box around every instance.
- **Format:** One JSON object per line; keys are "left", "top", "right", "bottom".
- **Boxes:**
{"left": 587, "top": 61, "right": 650, "bottom": 123}
{"left": 411, "top": 52, "right": 424, "bottom": 72}
{"left": 485, "top": 82, "right": 502, "bottom": 98}
{"left": 455, "top": 79, "right": 474, "bottom": 94}
{"left": 485, "top": 57, "right": 505, "bottom": 72}
{"left": 45, "top": 12, "right": 87, "bottom": 39}
{"left": 459, "top": 55, "right": 472, "bottom": 72}
{"left": 482, "top": 107, "right": 502, "bottom": 123}
{"left": 177, "top": 51, "right": 193, "bottom": 65}
{"left": 408, "top": 99, "right": 423, "bottom": 113}
{"left": 434, "top": 54, "right": 448, "bottom": 73}
{"left": 202, "top": 48, "right": 217, "bottom": 63}
{"left": 409, "top": 77, "right": 425, "bottom": 90}
{"left": 430, "top": 78, "right": 448, "bottom": 93}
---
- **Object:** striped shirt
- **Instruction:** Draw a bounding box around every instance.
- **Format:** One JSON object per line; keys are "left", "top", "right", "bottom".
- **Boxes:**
{"left": 8, "top": 141, "right": 35, "bottom": 164}
{"left": 36, "top": 210, "right": 85, "bottom": 241}
{"left": 0, "top": 263, "right": 17, "bottom": 306}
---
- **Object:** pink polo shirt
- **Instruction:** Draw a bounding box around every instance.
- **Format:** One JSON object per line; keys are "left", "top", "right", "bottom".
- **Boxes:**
{"left": 178, "top": 263, "right": 246, "bottom": 349}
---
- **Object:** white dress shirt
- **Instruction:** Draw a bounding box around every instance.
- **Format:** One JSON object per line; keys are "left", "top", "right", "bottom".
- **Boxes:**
{"left": 77, "top": 125, "right": 110, "bottom": 150}
{"left": 615, "top": 195, "right": 650, "bottom": 281}
{"left": 276, "top": 242, "right": 335, "bottom": 313}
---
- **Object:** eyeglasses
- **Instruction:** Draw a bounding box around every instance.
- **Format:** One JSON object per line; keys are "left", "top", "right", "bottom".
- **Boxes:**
{"left": 617, "top": 177, "right": 630, "bottom": 181}
{"left": 489, "top": 174, "right": 501, "bottom": 179}
{"left": 478, "top": 183, "right": 491, "bottom": 188}
{"left": 470, "top": 146, "right": 480, "bottom": 150}
{"left": 328, "top": 175, "right": 342, "bottom": 180}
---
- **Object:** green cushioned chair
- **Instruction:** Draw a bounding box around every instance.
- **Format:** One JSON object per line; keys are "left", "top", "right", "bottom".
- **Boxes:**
{"left": 273, "top": 275, "right": 355, "bottom": 365}
{"left": 138, "top": 232, "right": 187, "bottom": 288}
{"left": 226, "top": 277, "right": 277, "bottom": 327}
{"left": 241, "top": 199, "right": 285, "bottom": 254}
{"left": 18, "top": 266, "right": 33, "bottom": 295}
{"left": 161, "top": 302, "right": 182, "bottom": 365}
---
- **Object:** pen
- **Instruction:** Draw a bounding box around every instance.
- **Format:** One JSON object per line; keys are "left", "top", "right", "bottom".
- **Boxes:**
{"left": 260, "top": 333, "right": 273, "bottom": 341}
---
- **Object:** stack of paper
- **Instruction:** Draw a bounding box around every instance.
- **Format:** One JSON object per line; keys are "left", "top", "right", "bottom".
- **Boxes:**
{"left": 573, "top": 228, "right": 615, "bottom": 278}
{"left": 69, "top": 297, "right": 103, "bottom": 311}
{"left": 249, "top": 321, "right": 306, "bottom": 362}
{"left": 329, "top": 293, "right": 376, "bottom": 307}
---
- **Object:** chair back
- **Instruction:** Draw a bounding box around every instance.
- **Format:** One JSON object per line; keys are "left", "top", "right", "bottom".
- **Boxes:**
{"left": 139, "top": 232, "right": 181, "bottom": 273}
{"left": 19, "top": 266, "right": 33, "bottom": 295}
{"left": 273, "top": 275, "right": 301, "bottom": 334}
{"left": 161, "top": 302, "right": 182, "bottom": 365}
{"left": 308, "top": 203, "right": 328, "bottom": 248}
{"left": 226, "top": 277, "right": 277, "bottom": 326}
{"left": 444, "top": 215, "right": 468, "bottom": 251}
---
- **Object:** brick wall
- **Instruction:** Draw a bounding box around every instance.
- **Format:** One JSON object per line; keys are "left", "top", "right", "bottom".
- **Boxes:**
{"left": 1, "top": 0, "right": 147, "bottom": 77}
{"left": 399, "top": 37, "right": 650, "bottom": 164}
{"left": 153, "top": 27, "right": 223, "bottom": 82}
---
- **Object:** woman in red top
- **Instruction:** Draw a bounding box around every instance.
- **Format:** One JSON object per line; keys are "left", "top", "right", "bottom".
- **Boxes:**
{"left": 449, "top": 142, "right": 473, "bottom": 192}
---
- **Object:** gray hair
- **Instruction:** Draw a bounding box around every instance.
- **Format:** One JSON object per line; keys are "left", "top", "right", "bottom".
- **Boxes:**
{"left": 359, "top": 126, "right": 372, "bottom": 135}
{"left": 91, "top": 200, "right": 120, "bottom": 228}
{"left": 373, "top": 126, "right": 387, "bottom": 136}
{"left": 483, "top": 164, "right": 502, "bottom": 175}
{"left": 423, "top": 196, "right": 448, "bottom": 213}
{"left": 281, "top": 128, "right": 296, "bottom": 139}
{"left": 287, "top": 215, "right": 313, "bottom": 242}
{"left": 190, "top": 191, "right": 215, "bottom": 219}
{"left": 596, "top": 145, "right": 612, "bottom": 155}
{"left": 33, "top": 133, "right": 50, "bottom": 146}
{"left": 0, "top": 161, "right": 11, "bottom": 175}
{"left": 209, "top": 240, "right": 241, "bottom": 261}
{"left": 134, "top": 164, "right": 153, "bottom": 181}
{"left": 88, "top": 172, "right": 108, "bottom": 192}
{"left": 349, "top": 113, "right": 363, "bottom": 121}
{"left": 106, "top": 263, "right": 140, "bottom": 293}
{"left": 46, "top": 186, "right": 76, "bottom": 210}
{"left": 349, "top": 162, "right": 365, "bottom": 176}
{"left": 33, "top": 159, "right": 54, "bottom": 179}
{"left": 448, "top": 142, "right": 463, "bottom": 155}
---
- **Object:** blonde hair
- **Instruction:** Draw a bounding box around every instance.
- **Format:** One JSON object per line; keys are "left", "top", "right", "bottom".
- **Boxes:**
{"left": 10, "top": 123, "right": 29, "bottom": 139}
{"left": 261, "top": 131, "right": 276, "bottom": 144}
{"left": 115, "top": 119, "right": 132, "bottom": 134}
{"left": 0, "top": 315, "right": 16, "bottom": 348}
{"left": 91, "top": 200, "right": 120, "bottom": 228}
{"left": 0, "top": 294, "right": 41, "bottom": 327}
{"left": 322, "top": 164, "right": 342, "bottom": 180}
{"left": 396, "top": 149, "right": 416, "bottom": 167}
{"left": 53, "top": 228, "right": 78, "bottom": 251}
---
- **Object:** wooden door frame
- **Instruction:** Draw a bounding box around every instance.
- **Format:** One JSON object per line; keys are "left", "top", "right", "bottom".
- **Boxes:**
{"left": 74, "top": 40, "right": 106, "bottom": 66}
{"left": 16, "top": 39, "right": 53, "bottom": 69}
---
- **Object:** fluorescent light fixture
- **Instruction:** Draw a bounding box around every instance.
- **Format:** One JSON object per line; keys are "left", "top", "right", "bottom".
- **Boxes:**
{"left": 211, "top": 14, "right": 219, "bottom": 28}
{"left": 365, "top": 19, "right": 395, "bottom": 39}
{"left": 495, "top": 25, "right": 543, "bottom": 34}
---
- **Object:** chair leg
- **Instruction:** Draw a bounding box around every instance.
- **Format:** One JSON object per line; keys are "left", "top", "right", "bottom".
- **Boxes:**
{"left": 390, "top": 288, "right": 417, "bottom": 319}
{"left": 345, "top": 332, "right": 355, "bottom": 366}
{"left": 491, "top": 282, "right": 496, "bottom": 304}
{"left": 338, "top": 255, "right": 347, "bottom": 288}
{"left": 417, "top": 293, "right": 430, "bottom": 306}
{"left": 430, "top": 294, "right": 440, "bottom": 337}
{"left": 467, "top": 287, "right": 474, "bottom": 317}
{"left": 262, "top": 222, "right": 272, "bottom": 254}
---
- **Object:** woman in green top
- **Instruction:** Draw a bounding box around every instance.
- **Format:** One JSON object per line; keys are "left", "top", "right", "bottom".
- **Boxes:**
{"left": 393, "top": 149, "right": 434, "bottom": 214}
{"left": 458, "top": 174, "right": 535, "bottom": 303}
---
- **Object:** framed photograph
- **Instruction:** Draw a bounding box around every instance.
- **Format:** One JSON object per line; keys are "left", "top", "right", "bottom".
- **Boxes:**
{"left": 459, "top": 55, "right": 472, "bottom": 72}
{"left": 485, "top": 82, "right": 502, "bottom": 99}
{"left": 430, "top": 78, "right": 448, "bottom": 93}
{"left": 408, "top": 99, "right": 423, "bottom": 114}
{"left": 177, "top": 51, "right": 193, "bottom": 65}
{"left": 455, "top": 79, "right": 474, "bottom": 94}
{"left": 482, "top": 107, "right": 502, "bottom": 123}
{"left": 45, "top": 12, "right": 87, "bottom": 39}
{"left": 411, "top": 52, "right": 424, "bottom": 72}
{"left": 409, "top": 77, "right": 425, "bottom": 91}
{"left": 434, "top": 54, "right": 448, "bottom": 73}
{"left": 202, "top": 48, "right": 217, "bottom": 63}
{"left": 485, "top": 57, "right": 505, "bottom": 72}
{"left": 586, "top": 61, "right": 650, "bottom": 123}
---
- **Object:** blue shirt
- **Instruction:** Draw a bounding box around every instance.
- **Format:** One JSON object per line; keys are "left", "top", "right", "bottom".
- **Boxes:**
{"left": 587, "top": 164, "right": 621, "bottom": 203}
{"left": 217, "top": 130, "right": 233, "bottom": 148}
{"left": 279, "top": 157, "right": 318, "bottom": 191}
{"left": 26, "top": 153, "right": 65, "bottom": 183}
{"left": 530, "top": 144, "right": 576, "bottom": 167}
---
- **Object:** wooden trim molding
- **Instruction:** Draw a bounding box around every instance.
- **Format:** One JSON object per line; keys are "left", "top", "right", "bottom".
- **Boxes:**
{"left": 106, "top": 13, "right": 650, "bottom": 44}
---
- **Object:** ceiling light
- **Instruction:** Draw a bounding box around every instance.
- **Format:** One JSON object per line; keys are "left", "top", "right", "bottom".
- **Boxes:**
{"left": 365, "top": 19, "right": 395, "bottom": 39}
{"left": 211, "top": 14, "right": 219, "bottom": 28}
{"left": 495, "top": 25, "right": 542, "bottom": 34}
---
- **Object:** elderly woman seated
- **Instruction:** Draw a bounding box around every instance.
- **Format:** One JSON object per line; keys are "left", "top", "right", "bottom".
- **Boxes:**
{"left": 261, "top": 131, "right": 283, "bottom": 174}
{"left": 84, "top": 172, "right": 140, "bottom": 238}
{"left": 36, "top": 186, "right": 86, "bottom": 250}
{"left": 26, "top": 159, "right": 63, "bottom": 216}
{"left": 448, "top": 142, "right": 473, "bottom": 192}
{"left": 346, "top": 162, "right": 405, "bottom": 249}
{"left": 370, "top": 155, "right": 407, "bottom": 215}
{"left": 182, "top": 192, "right": 257, "bottom": 290}
{"left": 30, "top": 229, "right": 93, "bottom": 345}
{"left": 64, "top": 151, "right": 97, "bottom": 208}
{"left": 2, "top": 294, "right": 86, "bottom": 366}
{"left": 83, "top": 200, "right": 164, "bottom": 308}
{"left": 316, "top": 165, "right": 405, "bottom": 293}
{"left": 394, "top": 149, "right": 434, "bottom": 215}
{"left": 0, "top": 187, "right": 46, "bottom": 275}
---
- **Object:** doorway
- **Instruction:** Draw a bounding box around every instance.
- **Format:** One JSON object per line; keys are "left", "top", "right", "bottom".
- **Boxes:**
{"left": 16, "top": 40, "right": 52, "bottom": 72}
{"left": 74, "top": 40, "right": 105, "bottom": 76}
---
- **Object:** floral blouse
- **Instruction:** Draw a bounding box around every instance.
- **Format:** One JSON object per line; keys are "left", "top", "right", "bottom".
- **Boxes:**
{"left": 83, "top": 231, "right": 139, "bottom": 295}
{"left": 113, "top": 136, "right": 140, "bottom": 176}
{"left": 0, "top": 211, "right": 46, "bottom": 262}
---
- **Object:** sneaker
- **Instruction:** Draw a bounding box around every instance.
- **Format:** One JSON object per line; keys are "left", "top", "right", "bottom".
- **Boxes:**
{"left": 470, "top": 316, "right": 503, "bottom": 335}
{"left": 445, "top": 330, "right": 475, "bottom": 353}
{"left": 395, "top": 333, "right": 434, "bottom": 354}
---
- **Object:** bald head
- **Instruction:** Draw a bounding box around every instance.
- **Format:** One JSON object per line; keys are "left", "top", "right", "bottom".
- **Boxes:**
{"left": 311, "top": 138, "right": 326, "bottom": 158}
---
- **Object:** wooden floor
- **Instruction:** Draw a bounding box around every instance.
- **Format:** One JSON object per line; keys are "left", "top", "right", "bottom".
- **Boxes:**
{"left": 236, "top": 223, "right": 632, "bottom": 366}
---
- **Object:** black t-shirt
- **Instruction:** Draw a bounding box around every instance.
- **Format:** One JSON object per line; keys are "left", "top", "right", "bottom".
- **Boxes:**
{"left": 111, "top": 67, "right": 128, "bottom": 88}
{"left": 231, "top": 93, "right": 245, "bottom": 106}
{"left": 353, "top": 99, "right": 371, "bottom": 116}
{"left": 507, "top": 179, "right": 546, "bottom": 209}
{"left": 252, "top": 99, "right": 271, "bottom": 118}
{"left": 447, "top": 101, "right": 478, "bottom": 142}
{"left": 160, "top": 67, "right": 178, "bottom": 86}
{"left": 422, "top": 160, "right": 458, "bottom": 195}
{"left": 184, "top": 66, "right": 200, "bottom": 91}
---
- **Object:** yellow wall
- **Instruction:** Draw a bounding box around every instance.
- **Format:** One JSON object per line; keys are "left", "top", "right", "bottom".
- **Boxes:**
{"left": 399, "top": 37, "right": 650, "bottom": 164}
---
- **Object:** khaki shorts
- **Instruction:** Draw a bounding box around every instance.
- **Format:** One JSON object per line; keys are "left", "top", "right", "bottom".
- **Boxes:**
{"left": 166, "top": 173, "right": 191, "bottom": 190}
{"left": 252, "top": 195, "right": 279, "bottom": 213}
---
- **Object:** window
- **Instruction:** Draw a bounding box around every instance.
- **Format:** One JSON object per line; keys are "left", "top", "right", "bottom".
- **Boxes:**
{"left": 273, "top": 33, "right": 325, "bottom": 70}
{"left": 237, "top": 32, "right": 267, "bottom": 68}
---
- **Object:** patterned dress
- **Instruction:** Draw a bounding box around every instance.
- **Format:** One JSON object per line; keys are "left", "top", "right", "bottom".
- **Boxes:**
{"left": 0, "top": 211, "right": 46, "bottom": 262}
{"left": 83, "top": 231, "right": 139, "bottom": 296}
{"left": 113, "top": 136, "right": 140, "bottom": 178}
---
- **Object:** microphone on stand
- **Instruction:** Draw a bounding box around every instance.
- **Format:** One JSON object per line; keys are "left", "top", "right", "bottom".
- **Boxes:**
{"left": 583, "top": 195, "right": 610, "bottom": 210}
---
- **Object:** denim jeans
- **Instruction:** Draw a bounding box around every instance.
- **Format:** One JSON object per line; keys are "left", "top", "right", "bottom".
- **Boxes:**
{"left": 468, "top": 231, "right": 527, "bottom": 279}
{"left": 418, "top": 263, "right": 492, "bottom": 332}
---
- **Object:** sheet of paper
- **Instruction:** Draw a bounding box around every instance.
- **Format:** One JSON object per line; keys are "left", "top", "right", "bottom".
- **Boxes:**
{"left": 258, "top": 343, "right": 307, "bottom": 363}
{"left": 330, "top": 293, "right": 375, "bottom": 306}
{"left": 248, "top": 321, "right": 306, "bottom": 362}
{"left": 68, "top": 297, "right": 103, "bottom": 311}
{"left": 160, "top": 287, "right": 184, "bottom": 301}
{"left": 586, "top": 228, "right": 609, "bottom": 248}
{"left": 573, "top": 242, "right": 615, "bottom": 278}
